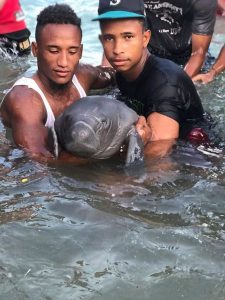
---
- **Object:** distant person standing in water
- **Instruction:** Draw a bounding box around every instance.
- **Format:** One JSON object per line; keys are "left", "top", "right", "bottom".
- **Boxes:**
{"left": 0, "top": 0, "right": 31, "bottom": 56}
{"left": 144, "top": 0, "right": 217, "bottom": 78}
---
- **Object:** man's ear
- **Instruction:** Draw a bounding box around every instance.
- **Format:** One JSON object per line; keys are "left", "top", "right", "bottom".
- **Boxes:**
{"left": 79, "top": 44, "right": 83, "bottom": 58}
{"left": 31, "top": 41, "right": 38, "bottom": 57}
{"left": 98, "top": 34, "right": 103, "bottom": 45}
{"left": 143, "top": 30, "right": 151, "bottom": 48}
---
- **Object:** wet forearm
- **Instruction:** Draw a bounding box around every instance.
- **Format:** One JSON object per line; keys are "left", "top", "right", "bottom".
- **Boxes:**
{"left": 11, "top": 124, "right": 54, "bottom": 162}
{"left": 192, "top": 45, "right": 225, "bottom": 83}
{"left": 185, "top": 34, "right": 212, "bottom": 78}
{"left": 184, "top": 51, "right": 206, "bottom": 78}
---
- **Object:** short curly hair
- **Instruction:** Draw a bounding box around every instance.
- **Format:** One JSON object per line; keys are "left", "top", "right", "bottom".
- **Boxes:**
{"left": 35, "top": 4, "right": 82, "bottom": 42}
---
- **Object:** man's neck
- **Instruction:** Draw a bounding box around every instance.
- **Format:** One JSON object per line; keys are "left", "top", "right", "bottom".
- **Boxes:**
{"left": 35, "top": 72, "right": 73, "bottom": 101}
{"left": 122, "top": 49, "right": 150, "bottom": 82}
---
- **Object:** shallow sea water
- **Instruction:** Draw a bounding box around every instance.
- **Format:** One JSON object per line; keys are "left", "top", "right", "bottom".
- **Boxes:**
{"left": 0, "top": 1, "right": 225, "bottom": 299}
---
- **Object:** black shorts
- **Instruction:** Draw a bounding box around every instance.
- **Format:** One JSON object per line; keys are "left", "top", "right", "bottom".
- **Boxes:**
{"left": 0, "top": 28, "right": 31, "bottom": 56}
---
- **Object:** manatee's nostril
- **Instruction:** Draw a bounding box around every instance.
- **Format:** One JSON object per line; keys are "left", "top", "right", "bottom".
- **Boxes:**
{"left": 64, "top": 120, "right": 101, "bottom": 157}
{"left": 73, "top": 129, "right": 89, "bottom": 141}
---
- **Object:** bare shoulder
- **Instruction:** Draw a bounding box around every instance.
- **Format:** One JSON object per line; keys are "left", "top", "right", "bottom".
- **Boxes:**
{"left": 75, "top": 63, "right": 115, "bottom": 90}
{"left": 76, "top": 62, "right": 97, "bottom": 74}
{"left": 1, "top": 84, "right": 45, "bottom": 127}
{"left": 75, "top": 63, "right": 98, "bottom": 85}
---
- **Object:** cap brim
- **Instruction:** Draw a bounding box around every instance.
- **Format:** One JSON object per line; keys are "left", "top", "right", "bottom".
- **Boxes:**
{"left": 92, "top": 10, "right": 145, "bottom": 21}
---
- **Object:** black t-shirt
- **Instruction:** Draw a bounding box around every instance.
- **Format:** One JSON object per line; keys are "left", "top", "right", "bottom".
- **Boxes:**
{"left": 144, "top": 0, "right": 217, "bottom": 62}
{"left": 116, "top": 55, "right": 205, "bottom": 138}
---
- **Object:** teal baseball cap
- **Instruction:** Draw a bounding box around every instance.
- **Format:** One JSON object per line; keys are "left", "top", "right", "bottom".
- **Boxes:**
{"left": 92, "top": 0, "right": 145, "bottom": 21}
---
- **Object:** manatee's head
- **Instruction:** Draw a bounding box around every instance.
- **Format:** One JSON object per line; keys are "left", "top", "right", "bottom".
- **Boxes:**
{"left": 55, "top": 96, "right": 120, "bottom": 158}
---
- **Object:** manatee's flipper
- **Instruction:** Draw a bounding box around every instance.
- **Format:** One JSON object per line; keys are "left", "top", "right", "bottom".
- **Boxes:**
{"left": 125, "top": 127, "right": 144, "bottom": 165}
{"left": 47, "top": 127, "right": 61, "bottom": 159}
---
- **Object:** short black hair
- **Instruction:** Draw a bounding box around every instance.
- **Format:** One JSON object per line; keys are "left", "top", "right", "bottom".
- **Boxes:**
{"left": 35, "top": 4, "right": 82, "bottom": 42}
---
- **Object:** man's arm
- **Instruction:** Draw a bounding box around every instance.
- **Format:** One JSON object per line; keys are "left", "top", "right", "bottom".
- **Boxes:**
{"left": 184, "top": 33, "right": 212, "bottom": 78}
{"left": 0, "top": 86, "right": 95, "bottom": 164}
{"left": 184, "top": 0, "right": 217, "bottom": 78}
{"left": 0, "top": 87, "right": 54, "bottom": 161}
{"left": 136, "top": 113, "right": 179, "bottom": 158}
{"left": 192, "top": 44, "right": 225, "bottom": 83}
{"left": 76, "top": 63, "right": 115, "bottom": 91}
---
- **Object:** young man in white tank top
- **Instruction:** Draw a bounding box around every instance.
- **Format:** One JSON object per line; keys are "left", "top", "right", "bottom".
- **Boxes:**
{"left": 0, "top": 4, "right": 114, "bottom": 162}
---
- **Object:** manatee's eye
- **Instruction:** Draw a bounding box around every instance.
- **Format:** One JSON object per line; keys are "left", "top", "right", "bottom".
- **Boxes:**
{"left": 95, "top": 117, "right": 109, "bottom": 135}
{"left": 101, "top": 118, "right": 110, "bottom": 128}
{"left": 101, "top": 118, "right": 107, "bottom": 125}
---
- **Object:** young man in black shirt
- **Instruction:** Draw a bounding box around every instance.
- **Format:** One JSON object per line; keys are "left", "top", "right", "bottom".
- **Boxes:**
{"left": 93, "top": 0, "right": 208, "bottom": 158}
{"left": 144, "top": 0, "right": 217, "bottom": 78}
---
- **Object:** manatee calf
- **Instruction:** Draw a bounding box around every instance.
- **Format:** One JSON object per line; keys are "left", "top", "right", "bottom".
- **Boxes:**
{"left": 54, "top": 95, "right": 144, "bottom": 165}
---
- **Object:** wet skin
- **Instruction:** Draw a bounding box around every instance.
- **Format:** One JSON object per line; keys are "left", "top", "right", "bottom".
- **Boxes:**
{"left": 99, "top": 19, "right": 150, "bottom": 81}
{"left": 32, "top": 24, "right": 83, "bottom": 87}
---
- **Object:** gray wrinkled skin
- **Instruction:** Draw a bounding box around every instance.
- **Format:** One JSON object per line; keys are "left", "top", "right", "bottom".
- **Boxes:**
{"left": 54, "top": 96, "right": 144, "bottom": 164}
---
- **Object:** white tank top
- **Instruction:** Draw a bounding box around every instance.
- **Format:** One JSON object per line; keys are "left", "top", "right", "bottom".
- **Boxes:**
{"left": 3, "top": 75, "right": 86, "bottom": 129}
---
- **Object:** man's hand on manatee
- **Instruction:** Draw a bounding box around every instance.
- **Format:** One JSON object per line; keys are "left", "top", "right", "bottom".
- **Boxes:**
{"left": 135, "top": 116, "right": 152, "bottom": 145}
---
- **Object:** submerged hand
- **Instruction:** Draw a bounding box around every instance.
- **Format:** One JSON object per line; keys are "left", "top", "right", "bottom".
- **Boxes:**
{"left": 192, "top": 69, "right": 216, "bottom": 84}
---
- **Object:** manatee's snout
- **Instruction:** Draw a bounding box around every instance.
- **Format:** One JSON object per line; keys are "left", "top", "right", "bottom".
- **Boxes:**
{"left": 66, "top": 121, "right": 100, "bottom": 157}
